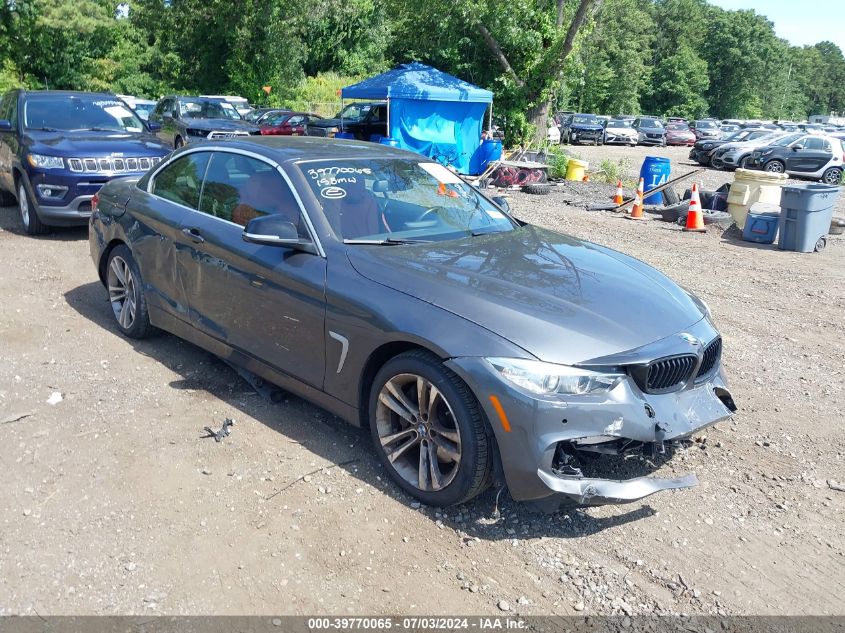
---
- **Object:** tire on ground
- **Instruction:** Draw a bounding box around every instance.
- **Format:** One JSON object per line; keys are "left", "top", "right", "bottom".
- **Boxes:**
{"left": 105, "top": 244, "right": 156, "bottom": 339}
{"left": 522, "top": 183, "right": 551, "bottom": 195}
{"left": 368, "top": 350, "right": 493, "bottom": 507}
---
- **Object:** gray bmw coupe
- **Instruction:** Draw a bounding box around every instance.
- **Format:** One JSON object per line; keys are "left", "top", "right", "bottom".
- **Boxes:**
{"left": 89, "top": 137, "right": 736, "bottom": 508}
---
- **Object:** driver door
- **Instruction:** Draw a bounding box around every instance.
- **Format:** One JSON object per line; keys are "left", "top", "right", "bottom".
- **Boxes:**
{"left": 174, "top": 150, "right": 327, "bottom": 389}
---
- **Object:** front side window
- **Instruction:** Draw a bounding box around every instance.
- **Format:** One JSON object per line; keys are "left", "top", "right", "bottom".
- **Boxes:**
{"left": 199, "top": 153, "right": 305, "bottom": 231}
{"left": 152, "top": 152, "right": 210, "bottom": 209}
{"left": 23, "top": 95, "right": 145, "bottom": 133}
{"left": 299, "top": 159, "right": 516, "bottom": 242}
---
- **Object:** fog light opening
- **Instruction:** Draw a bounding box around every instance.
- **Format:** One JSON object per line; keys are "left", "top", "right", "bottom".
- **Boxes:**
{"left": 714, "top": 387, "right": 737, "bottom": 412}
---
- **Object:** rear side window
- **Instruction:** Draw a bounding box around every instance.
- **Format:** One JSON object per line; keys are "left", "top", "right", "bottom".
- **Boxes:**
{"left": 152, "top": 153, "right": 210, "bottom": 209}
{"left": 199, "top": 152, "right": 305, "bottom": 232}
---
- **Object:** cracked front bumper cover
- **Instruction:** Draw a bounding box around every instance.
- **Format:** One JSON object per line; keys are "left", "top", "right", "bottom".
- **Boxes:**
{"left": 537, "top": 470, "right": 699, "bottom": 506}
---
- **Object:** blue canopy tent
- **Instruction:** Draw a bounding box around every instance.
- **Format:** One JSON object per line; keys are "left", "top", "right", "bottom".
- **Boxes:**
{"left": 341, "top": 62, "right": 494, "bottom": 175}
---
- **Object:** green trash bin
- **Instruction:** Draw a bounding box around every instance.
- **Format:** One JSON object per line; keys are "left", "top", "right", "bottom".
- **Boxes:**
{"left": 777, "top": 184, "right": 840, "bottom": 253}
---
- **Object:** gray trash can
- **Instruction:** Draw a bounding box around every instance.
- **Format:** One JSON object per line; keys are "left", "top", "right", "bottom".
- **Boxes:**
{"left": 777, "top": 183, "right": 840, "bottom": 252}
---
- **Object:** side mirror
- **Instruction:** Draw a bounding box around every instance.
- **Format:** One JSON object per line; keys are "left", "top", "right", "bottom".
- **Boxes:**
{"left": 0, "top": 119, "right": 11, "bottom": 132}
{"left": 791, "top": 145, "right": 800, "bottom": 151}
{"left": 492, "top": 196, "right": 510, "bottom": 213}
{"left": 147, "top": 121, "right": 162, "bottom": 132}
{"left": 243, "top": 215, "right": 316, "bottom": 254}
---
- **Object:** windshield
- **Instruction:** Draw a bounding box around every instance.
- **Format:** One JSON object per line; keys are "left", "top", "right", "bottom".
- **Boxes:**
{"left": 639, "top": 118, "right": 663, "bottom": 129}
{"left": 337, "top": 103, "right": 375, "bottom": 121}
{"left": 609, "top": 119, "right": 634, "bottom": 128}
{"left": 572, "top": 115, "right": 598, "bottom": 125}
{"left": 667, "top": 123, "right": 689, "bottom": 131}
{"left": 23, "top": 95, "right": 145, "bottom": 133}
{"left": 299, "top": 159, "right": 516, "bottom": 242}
{"left": 695, "top": 120, "right": 717, "bottom": 128}
{"left": 178, "top": 98, "right": 242, "bottom": 120}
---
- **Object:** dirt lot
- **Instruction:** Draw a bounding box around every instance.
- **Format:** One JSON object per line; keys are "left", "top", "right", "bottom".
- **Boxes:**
{"left": 1, "top": 145, "right": 843, "bottom": 617}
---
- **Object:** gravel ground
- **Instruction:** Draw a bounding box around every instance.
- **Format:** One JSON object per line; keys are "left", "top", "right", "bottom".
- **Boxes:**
{"left": 0, "top": 143, "right": 843, "bottom": 616}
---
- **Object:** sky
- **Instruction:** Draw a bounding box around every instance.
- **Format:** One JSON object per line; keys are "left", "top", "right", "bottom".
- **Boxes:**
{"left": 707, "top": 0, "right": 845, "bottom": 52}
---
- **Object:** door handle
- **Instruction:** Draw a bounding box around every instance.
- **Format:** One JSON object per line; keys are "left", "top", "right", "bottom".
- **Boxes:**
{"left": 181, "top": 227, "right": 205, "bottom": 243}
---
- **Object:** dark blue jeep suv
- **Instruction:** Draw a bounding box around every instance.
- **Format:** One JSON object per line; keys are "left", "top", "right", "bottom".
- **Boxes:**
{"left": 0, "top": 90, "right": 171, "bottom": 235}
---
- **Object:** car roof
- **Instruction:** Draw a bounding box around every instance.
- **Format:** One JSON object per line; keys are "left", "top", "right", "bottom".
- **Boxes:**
{"left": 189, "top": 136, "right": 420, "bottom": 164}
{"left": 18, "top": 89, "right": 116, "bottom": 98}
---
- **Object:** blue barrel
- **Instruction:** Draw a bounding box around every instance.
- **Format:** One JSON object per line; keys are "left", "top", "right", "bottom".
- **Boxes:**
{"left": 335, "top": 132, "right": 354, "bottom": 139}
{"left": 379, "top": 137, "right": 400, "bottom": 148}
{"left": 469, "top": 138, "right": 504, "bottom": 175}
{"left": 484, "top": 138, "right": 503, "bottom": 162}
{"left": 639, "top": 156, "right": 671, "bottom": 205}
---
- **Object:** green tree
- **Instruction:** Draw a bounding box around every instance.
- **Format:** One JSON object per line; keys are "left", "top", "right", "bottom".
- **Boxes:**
{"left": 648, "top": 44, "right": 709, "bottom": 118}
{"left": 577, "top": 0, "right": 655, "bottom": 115}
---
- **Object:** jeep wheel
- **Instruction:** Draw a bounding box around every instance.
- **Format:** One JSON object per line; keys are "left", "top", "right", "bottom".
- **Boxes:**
{"left": 17, "top": 181, "right": 50, "bottom": 235}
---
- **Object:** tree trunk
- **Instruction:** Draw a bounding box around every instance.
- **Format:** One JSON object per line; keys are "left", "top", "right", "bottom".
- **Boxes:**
{"left": 528, "top": 101, "right": 550, "bottom": 145}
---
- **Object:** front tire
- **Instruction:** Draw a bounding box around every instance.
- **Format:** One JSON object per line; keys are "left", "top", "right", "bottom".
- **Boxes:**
{"left": 105, "top": 245, "right": 154, "bottom": 339}
{"left": 17, "top": 181, "right": 50, "bottom": 235}
{"left": 174, "top": 136, "right": 184, "bottom": 149}
{"left": 764, "top": 159, "right": 785, "bottom": 174}
{"left": 369, "top": 351, "right": 493, "bottom": 507}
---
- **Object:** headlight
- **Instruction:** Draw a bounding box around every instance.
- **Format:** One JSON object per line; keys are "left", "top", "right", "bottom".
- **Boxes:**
{"left": 27, "top": 154, "right": 64, "bottom": 169}
{"left": 760, "top": 149, "right": 772, "bottom": 155}
{"left": 487, "top": 358, "right": 623, "bottom": 396}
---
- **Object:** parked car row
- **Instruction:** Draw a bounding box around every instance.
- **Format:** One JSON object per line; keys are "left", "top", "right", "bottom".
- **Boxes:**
{"left": 689, "top": 126, "right": 844, "bottom": 184}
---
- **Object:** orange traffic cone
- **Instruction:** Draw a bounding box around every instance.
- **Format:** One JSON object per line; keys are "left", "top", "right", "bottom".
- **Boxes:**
{"left": 613, "top": 180, "right": 624, "bottom": 205}
{"left": 627, "top": 178, "right": 645, "bottom": 220}
{"left": 683, "top": 183, "right": 706, "bottom": 232}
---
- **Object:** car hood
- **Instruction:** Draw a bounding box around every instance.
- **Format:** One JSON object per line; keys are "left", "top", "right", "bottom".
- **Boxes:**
{"left": 668, "top": 129, "right": 695, "bottom": 136}
{"left": 606, "top": 126, "right": 636, "bottom": 134}
{"left": 181, "top": 118, "right": 259, "bottom": 132}
{"left": 718, "top": 138, "right": 774, "bottom": 152}
{"left": 25, "top": 129, "right": 170, "bottom": 157}
{"left": 638, "top": 126, "right": 664, "bottom": 133}
{"left": 694, "top": 139, "right": 726, "bottom": 149}
{"left": 346, "top": 226, "right": 705, "bottom": 365}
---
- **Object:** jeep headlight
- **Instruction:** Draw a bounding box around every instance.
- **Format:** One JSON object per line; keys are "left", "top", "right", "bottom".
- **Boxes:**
{"left": 487, "top": 358, "right": 623, "bottom": 396}
{"left": 27, "top": 154, "right": 64, "bottom": 169}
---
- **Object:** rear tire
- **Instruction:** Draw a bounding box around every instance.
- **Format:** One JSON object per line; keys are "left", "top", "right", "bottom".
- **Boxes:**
{"left": 368, "top": 350, "right": 493, "bottom": 507}
{"left": 17, "top": 180, "right": 50, "bottom": 235}
{"left": 821, "top": 167, "right": 842, "bottom": 185}
{"left": 105, "top": 245, "right": 155, "bottom": 339}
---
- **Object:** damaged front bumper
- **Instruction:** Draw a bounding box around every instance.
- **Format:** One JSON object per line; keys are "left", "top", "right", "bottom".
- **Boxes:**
{"left": 446, "top": 321, "right": 736, "bottom": 507}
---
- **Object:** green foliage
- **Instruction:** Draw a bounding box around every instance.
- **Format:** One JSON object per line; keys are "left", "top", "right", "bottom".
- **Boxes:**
{"left": 0, "top": 0, "right": 841, "bottom": 129}
{"left": 597, "top": 158, "right": 633, "bottom": 185}
{"left": 545, "top": 146, "right": 570, "bottom": 179}
{"left": 274, "top": 72, "right": 365, "bottom": 116}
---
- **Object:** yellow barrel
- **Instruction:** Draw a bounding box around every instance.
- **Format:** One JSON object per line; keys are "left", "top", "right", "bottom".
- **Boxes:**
{"left": 565, "top": 158, "right": 588, "bottom": 181}
{"left": 727, "top": 168, "right": 788, "bottom": 229}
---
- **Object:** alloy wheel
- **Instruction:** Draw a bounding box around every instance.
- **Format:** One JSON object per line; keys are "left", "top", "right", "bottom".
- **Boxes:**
{"left": 765, "top": 161, "right": 784, "bottom": 173}
{"left": 822, "top": 168, "right": 841, "bottom": 185}
{"left": 375, "top": 373, "right": 462, "bottom": 492}
{"left": 107, "top": 255, "right": 138, "bottom": 330}
{"left": 18, "top": 183, "right": 29, "bottom": 229}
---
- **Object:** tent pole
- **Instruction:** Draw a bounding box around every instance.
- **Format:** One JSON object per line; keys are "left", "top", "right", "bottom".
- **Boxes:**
{"left": 386, "top": 97, "right": 390, "bottom": 139}
{"left": 489, "top": 103, "right": 493, "bottom": 133}
{"left": 340, "top": 97, "right": 344, "bottom": 132}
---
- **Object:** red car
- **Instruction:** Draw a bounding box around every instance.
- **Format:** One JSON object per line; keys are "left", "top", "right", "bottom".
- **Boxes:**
{"left": 259, "top": 112, "right": 322, "bottom": 136}
{"left": 665, "top": 122, "right": 696, "bottom": 146}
